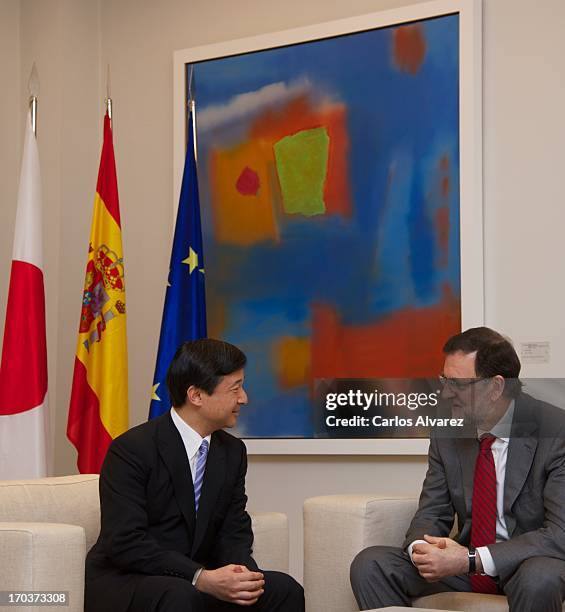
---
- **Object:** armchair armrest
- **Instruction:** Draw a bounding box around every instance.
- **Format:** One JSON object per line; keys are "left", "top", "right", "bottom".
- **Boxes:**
{"left": 250, "top": 511, "right": 289, "bottom": 573}
{"left": 303, "top": 495, "right": 417, "bottom": 612}
{"left": 0, "top": 522, "right": 85, "bottom": 612}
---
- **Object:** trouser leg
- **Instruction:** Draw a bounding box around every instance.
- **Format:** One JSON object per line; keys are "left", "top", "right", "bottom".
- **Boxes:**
{"left": 503, "top": 557, "right": 565, "bottom": 612}
{"left": 128, "top": 575, "right": 204, "bottom": 612}
{"left": 350, "top": 545, "right": 472, "bottom": 610}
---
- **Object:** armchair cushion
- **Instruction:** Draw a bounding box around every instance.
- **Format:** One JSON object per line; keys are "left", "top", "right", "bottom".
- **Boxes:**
{"left": 0, "top": 522, "right": 85, "bottom": 611}
{"left": 304, "top": 495, "right": 417, "bottom": 612}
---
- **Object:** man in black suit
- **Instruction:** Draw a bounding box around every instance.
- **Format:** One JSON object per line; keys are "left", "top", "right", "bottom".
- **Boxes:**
{"left": 85, "top": 338, "right": 304, "bottom": 612}
{"left": 350, "top": 327, "right": 565, "bottom": 611}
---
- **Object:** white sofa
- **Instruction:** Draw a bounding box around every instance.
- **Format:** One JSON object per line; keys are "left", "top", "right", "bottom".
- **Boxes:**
{"left": 304, "top": 495, "right": 565, "bottom": 612}
{"left": 0, "top": 475, "right": 289, "bottom": 612}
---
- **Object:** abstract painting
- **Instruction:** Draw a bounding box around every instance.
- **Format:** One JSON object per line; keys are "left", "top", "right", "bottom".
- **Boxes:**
{"left": 185, "top": 12, "right": 465, "bottom": 439}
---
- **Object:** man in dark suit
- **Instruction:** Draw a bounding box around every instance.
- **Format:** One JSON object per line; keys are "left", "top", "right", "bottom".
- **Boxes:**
{"left": 350, "top": 327, "right": 565, "bottom": 611}
{"left": 85, "top": 338, "right": 304, "bottom": 612}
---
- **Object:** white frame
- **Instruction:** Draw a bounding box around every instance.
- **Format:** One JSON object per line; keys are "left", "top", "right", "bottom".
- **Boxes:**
{"left": 173, "top": 0, "right": 483, "bottom": 455}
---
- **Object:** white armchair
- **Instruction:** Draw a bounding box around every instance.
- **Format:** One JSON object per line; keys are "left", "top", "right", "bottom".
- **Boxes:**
{"left": 0, "top": 475, "right": 288, "bottom": 612}
{"left": 303, "top": 495, "right": 546, "bottom": 612}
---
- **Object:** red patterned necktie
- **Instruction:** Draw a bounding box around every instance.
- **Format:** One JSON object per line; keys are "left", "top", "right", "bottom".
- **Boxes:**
{"left": 470, "top": 434, "right": 499, "bottom": 594}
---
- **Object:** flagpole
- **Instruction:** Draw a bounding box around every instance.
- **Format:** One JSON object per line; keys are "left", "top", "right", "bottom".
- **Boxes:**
{"left": 30, "top": 97, "right": 37, "bottom": 137}
{"left": 106, "top": 64, "right": 113, "bottom": 125}
{"left": 190, "top": 99, "right": 198, "bottom": 165}
{"left": 188, "top": 65, "right": 198, "bottom": 165}
{"left": 28, "top": 62, "right": 39, "bottom": 137}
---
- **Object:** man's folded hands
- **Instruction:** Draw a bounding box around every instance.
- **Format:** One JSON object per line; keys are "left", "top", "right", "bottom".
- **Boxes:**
{"left": 411, "top": 534, "right": 473, "bottom": 581}
{"left": 195, "top": 564, "right": 265, "bottom": 606}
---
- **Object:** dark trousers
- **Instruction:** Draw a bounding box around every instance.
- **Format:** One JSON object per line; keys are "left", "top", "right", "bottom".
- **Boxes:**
{"left": 127, "top": 570, "right": 304, "bottom": 612}
{"left": 350, "top": 545, "right": 565, "bottom": 612}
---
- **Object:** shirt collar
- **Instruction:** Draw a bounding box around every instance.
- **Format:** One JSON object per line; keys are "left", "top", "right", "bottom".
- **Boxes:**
{"left": 478, "top": 399, "right": 515, "bottom": 442}
{"left": 170, "top": 407, "right": 211, "bottom": 460}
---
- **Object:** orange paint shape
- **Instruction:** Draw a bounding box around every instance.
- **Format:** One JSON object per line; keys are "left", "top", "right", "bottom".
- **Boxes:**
{"left": 273, "top": 336, "right": 311, "bottom": 389}
{"left": 251, "top": 96, "right": 352, "bottom": 217}
{"left": 210, "top": 139, "right": 278, "bottom": 246}
{"left": 311, "top": 285, "right": 460, "bottom": 379}
{"left": 393, "top": 25, "right": 427, "bottom": 74}
{"left": 206, "top": 287, "right": 227, "bottom": 340}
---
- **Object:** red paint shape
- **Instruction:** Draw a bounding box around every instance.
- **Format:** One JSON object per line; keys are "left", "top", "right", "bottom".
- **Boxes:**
{"left": 310, "top": 285, "right": 460, "bottom": 379}
{"left": 441, "top": 176, "right": 450, "bottom": 199}
{"left": 67, "top": 357, "right": 113, "bottom": 474}
{"left": 324, "top": 106, "right": 351, "bottom": 217}
{"left": 435, "top": 153, "right": 451, "bottom": 268}
{"left": 250, "top": 96, "right": 352, "bottom": 217}
{"left": 0, "top": 261, "right": 47, "bottom": 415}
{"left": 96, "top": 114, "right": 121, "bottom": 227}
{"left": 393, "top": 25, "right": 427, "bottom": 74}
{"left": 436, "top": 206, "right": 449, "bottom": 268}
{"left": 236, "top": 166, "right": 260, "bottom": 196}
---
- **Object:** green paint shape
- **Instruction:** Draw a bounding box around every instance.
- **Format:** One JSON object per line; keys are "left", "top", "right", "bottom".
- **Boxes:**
{"left": 274, "top": 127, "right": 329, "bottom": 217}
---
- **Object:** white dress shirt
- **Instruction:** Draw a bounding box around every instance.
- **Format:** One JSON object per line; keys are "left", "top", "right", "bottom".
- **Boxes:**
{"left": 409, "top": 401, "right": 515, "bottom": 577}
{"left": 170, "top": 407, "right": 211, "bottom": 484}
{"left": 170, "top": 407, "right": 211, "bottom": 585}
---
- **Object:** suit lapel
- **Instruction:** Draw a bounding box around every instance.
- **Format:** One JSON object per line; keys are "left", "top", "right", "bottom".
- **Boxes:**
{"left": 192, "top": 431, "right": 226, "bottom": 556}
{"left": 157, "top": 413, "right": 196, "bottom": 538}
{"left": 455, "top": 436, "right": 478, "bottom": 517}
{"left": 504, "top": 398, "right": 538, "bottom": 530}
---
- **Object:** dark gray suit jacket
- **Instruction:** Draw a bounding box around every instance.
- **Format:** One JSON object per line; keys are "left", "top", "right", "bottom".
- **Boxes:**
{"left": 403, "top": 392, "right": 565, "bottom": 581}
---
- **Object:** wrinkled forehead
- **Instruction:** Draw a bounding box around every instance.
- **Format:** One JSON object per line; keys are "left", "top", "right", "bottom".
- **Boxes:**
{"left": 443, "top": 350, "right": 477, "bottom": 378}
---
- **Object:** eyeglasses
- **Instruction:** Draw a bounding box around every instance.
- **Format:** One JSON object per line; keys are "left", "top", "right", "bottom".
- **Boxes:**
{"left": 438, "top": 375, "right": 489, "bottom": 390}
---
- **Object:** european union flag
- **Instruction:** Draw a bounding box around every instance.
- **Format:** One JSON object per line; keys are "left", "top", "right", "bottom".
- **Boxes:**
{"left": 149, "top": 107, "right": 206, "bottom": 419}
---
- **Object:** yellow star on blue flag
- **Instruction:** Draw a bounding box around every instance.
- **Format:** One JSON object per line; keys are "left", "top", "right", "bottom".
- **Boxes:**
{"left": 182, "top": 247, "right": 199, "bottom": 274}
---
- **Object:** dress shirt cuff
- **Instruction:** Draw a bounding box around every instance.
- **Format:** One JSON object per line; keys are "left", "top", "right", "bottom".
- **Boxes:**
{"left": 476, "top": 546, "right": 498, "bottom": 576}
{"left": 192, "top": 567, "right": 204, "bottom": 587}
{"left": 407, "top": 540, "right": 427, "bottom": 565}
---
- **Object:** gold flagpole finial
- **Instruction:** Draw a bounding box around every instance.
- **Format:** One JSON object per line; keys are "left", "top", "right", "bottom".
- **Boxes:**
{"left": 28, "top": 62, "right": 40, "bottom": 137}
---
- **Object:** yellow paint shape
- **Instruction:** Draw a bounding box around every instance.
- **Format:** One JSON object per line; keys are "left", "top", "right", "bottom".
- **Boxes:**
{"left": 274, "top": 336, "right": 311, "bottom": 389}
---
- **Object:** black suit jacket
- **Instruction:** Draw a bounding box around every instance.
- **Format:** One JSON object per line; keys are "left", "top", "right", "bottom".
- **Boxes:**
{"left": 403, "top": 392, "right": 565, "bottom": 582}
{"left": 85, "top": 411, "right": 258, "bottom": 612}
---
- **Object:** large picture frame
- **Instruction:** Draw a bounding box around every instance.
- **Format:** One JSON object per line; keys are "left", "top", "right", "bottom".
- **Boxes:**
{"left": 173, "top": 0, "right": 483, "bottom": 455}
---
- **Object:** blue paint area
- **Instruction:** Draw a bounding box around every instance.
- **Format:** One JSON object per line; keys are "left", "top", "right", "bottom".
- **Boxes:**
{"left": 408, "top": 162, "right": 437, "bottom": 304}
{"left": 194, "top": 15, "right": 460, "bottom": 437}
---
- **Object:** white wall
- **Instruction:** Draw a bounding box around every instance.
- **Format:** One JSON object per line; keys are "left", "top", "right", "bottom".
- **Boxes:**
{"left": 2, "top": 0, "right": 565, "bottom": 581}
{"left": 482, "top": 0, "right": 565, "bottom": 378}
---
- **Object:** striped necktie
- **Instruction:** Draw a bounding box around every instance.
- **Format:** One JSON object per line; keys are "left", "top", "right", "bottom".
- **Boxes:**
{"left": 470, "top": 434, "right": 499, "bottom": 594}
{"left": 193, "top": 438, "right": 209, "bottom": 513}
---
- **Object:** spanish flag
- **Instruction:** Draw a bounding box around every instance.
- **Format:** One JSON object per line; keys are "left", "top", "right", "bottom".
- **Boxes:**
{"left": 67, "top": 112, "right": 128, "bottom": 474}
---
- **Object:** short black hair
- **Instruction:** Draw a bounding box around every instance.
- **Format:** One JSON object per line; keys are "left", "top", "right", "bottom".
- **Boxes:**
{"left": 166, "top": 338, "right": 247, "bottom": 407}
{"left": 443, "top": 327, "right": 522, "bottom": 397}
